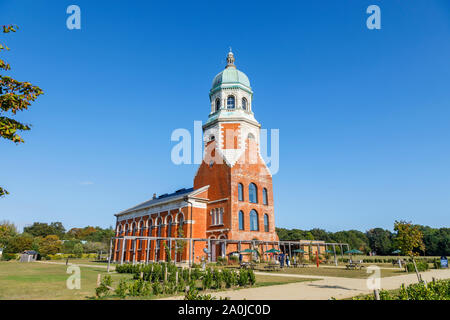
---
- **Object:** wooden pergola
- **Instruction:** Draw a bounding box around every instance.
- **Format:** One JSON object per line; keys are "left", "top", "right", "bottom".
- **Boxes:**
{"left": 107, "top": 235, "right": 350, "bottom": 270}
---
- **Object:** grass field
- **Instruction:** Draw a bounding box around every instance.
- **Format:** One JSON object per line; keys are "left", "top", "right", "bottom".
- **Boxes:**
{"left": 0, "top": 261, "right": 315, "bottom": 300}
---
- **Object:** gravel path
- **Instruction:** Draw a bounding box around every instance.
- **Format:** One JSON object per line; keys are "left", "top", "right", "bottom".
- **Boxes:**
{"left": 204, "top": 269, "right": 450, "bottom": 300}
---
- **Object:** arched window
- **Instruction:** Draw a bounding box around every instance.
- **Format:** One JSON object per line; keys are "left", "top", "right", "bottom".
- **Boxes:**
{"left": 250, "top": 210, "right": 259, "bottom": 231}
{"left": 147, "top": 219, "right": 153, "bottom": 230}
{"left": 264, "top": 214, "right": 269, "bottom": 232}
{"left": 157, "top": 218, "right": 162, "bottom": 237}
{"left": 167, "top": 217, "right": 172, "bottom": 237}
{"left": 215, "top": 98, "right": 221, "bottom": 111}
{"left": 242, "top": 97, "right": 248, "bottom": 110}
{"left": 238, "top": 183, "right": 244, "bottom": 201}
{"left": 227, "top": 96, "right": 235, "bottom": 109}
{"left": 239, "top": 211, "right": 244, "bottom": 230}
{"left": 177, "top": 214, "right": 184, "bottom": 237}
{"left": 138, "top": 221, "right": 144, "bottom": 249}
{"left": 139, "top": 221, "right": 144, "bottom": 236}
{"left": 263, "top": 188, "right": 268, "bottom": 205}
{"left": 131, "top": 223, "right": 137, "bottom": 250}
{"left": 249, "top": 183, "right": 258, "bottom": 203}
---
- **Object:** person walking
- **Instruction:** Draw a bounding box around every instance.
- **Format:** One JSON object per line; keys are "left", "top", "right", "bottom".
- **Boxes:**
{"left": 286, "top": 254, "right": 290, "bottom": 267}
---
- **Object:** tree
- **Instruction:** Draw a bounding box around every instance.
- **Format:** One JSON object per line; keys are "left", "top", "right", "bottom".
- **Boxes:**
{"left": 394, "top": 220, "right": 426, "bottom": 281}
{"left": 38, "top": 235, "right": 62, "bottom": 256}
{"left": 73, "top": 243, "right": 83, "bottom": 258}
{"left": 394, "top": 221, "right": 425, "bottom": 256}
{"left": 23, "top": 222, "right": 65, "bottom": 238}
{"left": 366, "top": 228, "right": 394, "bottom": 255}
{"left": 0, "top": 220, "right": 17, "bottom": 247}
{"left": 0, "top": 25, "right": 43, "bottom": 197}
{"left": 4, "top": 234, "right": 33, "bottom": 253}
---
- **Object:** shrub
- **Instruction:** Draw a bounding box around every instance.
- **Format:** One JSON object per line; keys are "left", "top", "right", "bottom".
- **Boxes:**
{"left": 216, "top": 257, "right": 227, "bottom": 266}
{"left": 229, "top": 256, "right": 238, "bottom": 264}
{"left": 238, "top": 268, "right": 249, "bottom": 287}
{"left": 434, "top": 259, "right": 441, "bottom": 269}
{"left": 222, "top": 269, "right": 235, "bottom": 288}
{"left": 1, "top": 253, "right": 16, "bottom": 261}
{"left": 248, "top": 269, "right": 256, "bottom": 286}
{"left": 202, "top": 268, "right": 213, "bottom": 290}
{"left": 212, "top": 269, "right": 224, "bottom": 289}
{"left": 95, "top": 275, "right": 113, "bottom": 298}
{"left": 152, "top": 281, "right": 163, "bottom": 295}
{"left": 406, "top": 261, "right": 429, "bottom": 273}
{"left": 115, "top": 279, "right": 128, "bottom": 299}
{"left": 184, "top": 287, "right": 216, "bottom": 300}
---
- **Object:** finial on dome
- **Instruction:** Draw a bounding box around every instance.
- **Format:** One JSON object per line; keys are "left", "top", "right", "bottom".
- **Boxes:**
{"left": 226, "top": 48, "right": 235, "bottom": 69}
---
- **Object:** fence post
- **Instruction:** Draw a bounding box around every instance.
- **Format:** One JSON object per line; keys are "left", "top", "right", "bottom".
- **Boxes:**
{"left": 373, "top": 289, "right": 380, "bottom": 300}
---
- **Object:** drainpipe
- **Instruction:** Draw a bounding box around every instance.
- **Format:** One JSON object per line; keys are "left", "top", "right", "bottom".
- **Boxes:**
{"left": 184, "top": 196, "right": 193, "bottom": 267}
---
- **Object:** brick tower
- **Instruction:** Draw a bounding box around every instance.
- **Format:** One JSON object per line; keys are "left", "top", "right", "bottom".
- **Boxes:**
{"left": 194, "top": 50, "right": 279, "bottom": 259}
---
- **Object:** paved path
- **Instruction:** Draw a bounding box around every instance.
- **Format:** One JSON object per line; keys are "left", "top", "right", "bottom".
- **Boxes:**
{"left": 37, "top": 261, "right": 115, "bottom": 270}
{"left": 162, "top": 269, "right": 450, "bottom": 300}
{"left": 209, "top": 269, "right": 450, "bottom": 300}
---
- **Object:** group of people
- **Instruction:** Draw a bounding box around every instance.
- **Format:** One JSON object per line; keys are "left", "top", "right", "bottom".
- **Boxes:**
{"left": 275, "top": 253, "right": 292, "bottom": 267}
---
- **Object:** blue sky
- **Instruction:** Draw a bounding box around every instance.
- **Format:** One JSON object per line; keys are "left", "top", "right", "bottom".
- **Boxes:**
{"left": 0, "top": 1, "right": 449, "bottom": 232}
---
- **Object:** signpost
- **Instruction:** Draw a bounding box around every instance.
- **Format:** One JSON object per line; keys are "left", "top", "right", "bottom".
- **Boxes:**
{"left": 440, "top": 256, "right": 448, "bottom": 269}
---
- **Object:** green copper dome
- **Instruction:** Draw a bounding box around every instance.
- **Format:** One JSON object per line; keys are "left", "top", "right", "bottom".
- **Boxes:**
{"left": 212, "top": 68, "right": 251, "bottom": 89}
{"left": 211, "top": 51, "right": 251, "bottom": 91}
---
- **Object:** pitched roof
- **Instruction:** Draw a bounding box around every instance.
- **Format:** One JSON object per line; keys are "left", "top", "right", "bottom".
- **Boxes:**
{"left": 115, "top": 186, "right": 208, "bottom": 216}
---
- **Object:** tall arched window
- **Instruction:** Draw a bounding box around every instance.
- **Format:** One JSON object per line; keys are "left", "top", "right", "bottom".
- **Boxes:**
{"left": 239, "top": 211, "right": 244, "bottom": 230}
{"left": 215, "top": 98, "right": 221, "bottom": 111}
{"left": 250, "top": 210, "right": 259, "bottom": 231}
{"left": 157, "top": 218, "right": 162, "bottom": 237}
{"left": 264, "top": 214, "right": 269, "bottom": 232}
{"left": 131, "top": 223, "right": 137, "bottom": 250}
{"left": 249, "top": 183, "right": 258, "bottom": 203}
{"left": 238, "top": 183, "right": 244, "bottom": 201}
{"left": 147, "top": 219, "right": 153, "bottom": 231}
{"left": 138, "top": 221, "right": 144, "bottom": 249}
{"left": 227, "top": 96, "right": 235, "bottom": 109}
{"left": 167, "top": 217, "right": 172, "bottom": 237}
{"left": 178, "top": 214, "right": 184, "bottom": 237}
{"left": 242, "top": 97, "right": 248, "bottom": 110}
{"left": 263, "top": 188, "right": 268, "bottom": 205}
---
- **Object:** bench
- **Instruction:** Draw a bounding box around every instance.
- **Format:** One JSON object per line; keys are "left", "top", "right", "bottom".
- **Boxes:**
{"left": 264, "top": 264, "right": 280, "bottom": 271}
{"left": 346, "top": 263, "right": 365, "bottom": 270}
{"left": 293, "top": 263, "right": 309, "bottom": 268}
{"left": 240, "top": 262, "right": 256, "bottom": 270}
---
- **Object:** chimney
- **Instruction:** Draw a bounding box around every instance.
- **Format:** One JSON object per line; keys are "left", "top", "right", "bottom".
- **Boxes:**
{"left": 152, "top": 193, "right": 157, "bottom": 199}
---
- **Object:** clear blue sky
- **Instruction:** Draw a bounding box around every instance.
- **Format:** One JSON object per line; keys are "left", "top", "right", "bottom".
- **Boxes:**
{"left": 1, "top": 1, "right": 449, "bottom": 232}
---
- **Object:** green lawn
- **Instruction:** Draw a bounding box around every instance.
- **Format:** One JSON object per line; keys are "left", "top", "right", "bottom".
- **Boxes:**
{"left": 0, "top": 261, "right": 132, "bottom": 300}
{"left": 0, "top": 261, "right": 312, "bottom": 300}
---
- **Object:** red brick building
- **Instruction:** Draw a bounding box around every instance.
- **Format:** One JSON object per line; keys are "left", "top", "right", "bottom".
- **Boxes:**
{"left": 113, "top": 51, "right": 279, "bottom": 264}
